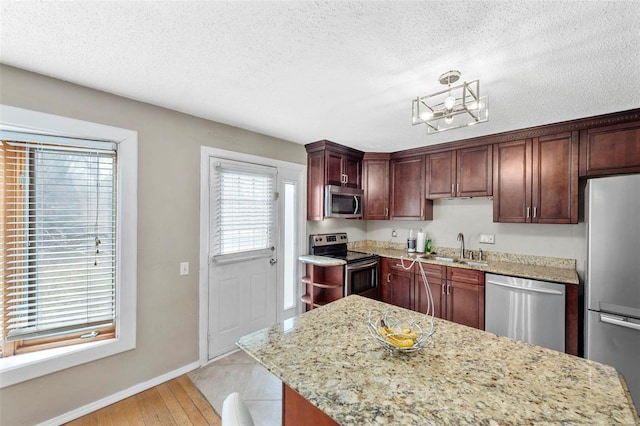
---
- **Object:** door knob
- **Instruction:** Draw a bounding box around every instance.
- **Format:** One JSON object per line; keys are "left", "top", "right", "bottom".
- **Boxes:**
{"left": 270, "top": 258, "right": 277, "bottom": 265}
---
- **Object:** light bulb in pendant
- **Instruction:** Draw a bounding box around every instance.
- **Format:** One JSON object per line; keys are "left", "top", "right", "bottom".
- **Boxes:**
{"left": 420, "top": 110, "right": 433, "bottom": 121}
{"left": 444, "top": 95, "right": 456, "bottom": 110}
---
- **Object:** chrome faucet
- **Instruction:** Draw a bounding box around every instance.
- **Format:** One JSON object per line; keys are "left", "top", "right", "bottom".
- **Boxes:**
{"left": 457, "top": 233, "right": 465, "bottom": 259}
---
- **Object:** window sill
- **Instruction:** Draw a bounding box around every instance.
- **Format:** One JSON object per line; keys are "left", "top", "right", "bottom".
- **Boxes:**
{"left": 0, "top": 337, "right": 135, "bottom": 388}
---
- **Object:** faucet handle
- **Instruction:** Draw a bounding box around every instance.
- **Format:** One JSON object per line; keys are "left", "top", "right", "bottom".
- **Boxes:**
{"left": 468, "top": 251, "right": 474, "bottom": 260}
{"left": 478, "top": 249, "right": 484, "bottom": 261}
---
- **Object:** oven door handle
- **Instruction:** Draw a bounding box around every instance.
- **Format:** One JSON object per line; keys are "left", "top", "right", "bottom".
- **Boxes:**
{"left": 346, "top": 260, "right": 378, "bottom": 271}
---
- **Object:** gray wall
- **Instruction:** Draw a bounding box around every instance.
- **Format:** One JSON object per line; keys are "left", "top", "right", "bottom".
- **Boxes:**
{"left": 0, "top": 64, "right": 307, "bottom": 425}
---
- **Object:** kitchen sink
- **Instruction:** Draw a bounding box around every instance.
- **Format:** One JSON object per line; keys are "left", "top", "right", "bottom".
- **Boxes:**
{"left": 462, "top": 260, "right": 489, "bottom": 267}
{"left": 434, "top": 256, "right": 457, "bottom": 263}
{"left": 420, "top": 255, "right": 488, "bottom": 267}
{"left": 420, "top": 255, "right": 457, "bottom": 262}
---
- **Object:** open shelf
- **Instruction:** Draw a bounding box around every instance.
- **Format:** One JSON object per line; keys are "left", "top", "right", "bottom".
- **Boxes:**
{"left": 301, "top": 263, "right": 344, "bottom": 311}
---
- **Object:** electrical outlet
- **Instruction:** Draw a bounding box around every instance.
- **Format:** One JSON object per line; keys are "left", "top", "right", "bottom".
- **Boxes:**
{"left": 180, "top": 262, "right": 189, "bottom": 276}
{"left": 391, "top": 229, "right": 398, "bottom": 238}
{"left": 479, "top": 234, "right": 495, "bottom": 244}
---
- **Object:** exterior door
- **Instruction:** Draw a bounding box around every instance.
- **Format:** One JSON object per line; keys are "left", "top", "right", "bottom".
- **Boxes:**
{"left": 207, "top": 157, "right": 278, "bottom": 358}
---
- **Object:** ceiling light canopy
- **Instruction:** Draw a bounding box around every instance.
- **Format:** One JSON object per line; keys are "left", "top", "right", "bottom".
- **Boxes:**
{"left": 412, "top": 70, "right": 489, "bottom": 134}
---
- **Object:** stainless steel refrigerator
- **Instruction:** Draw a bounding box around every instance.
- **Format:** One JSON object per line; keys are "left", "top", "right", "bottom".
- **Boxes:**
{"left": 585, "top": 174, "right": 640, "bottom": 410}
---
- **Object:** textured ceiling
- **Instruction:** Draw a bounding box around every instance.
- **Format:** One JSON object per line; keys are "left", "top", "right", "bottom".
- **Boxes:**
{"left": 1, "top": 1, "right": 639, "bottom": 152}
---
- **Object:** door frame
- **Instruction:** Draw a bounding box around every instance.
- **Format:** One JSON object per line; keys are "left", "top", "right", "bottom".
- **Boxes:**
{"left": 198, "top": 146, "right": 306, "bottom": 365}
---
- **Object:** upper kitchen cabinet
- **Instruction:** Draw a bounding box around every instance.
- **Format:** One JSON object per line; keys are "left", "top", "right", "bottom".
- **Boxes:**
{"left": 493, "top": 132, "right": 578, "bottom": 224}
{"left": 305, "top": 140, "right": 364, "bottom": 220}
{"left": 425, "top": 145, "right": 492, "bottom": 199}
{"left": 389, "top": 155, "right": 433, "bottom": 220}
{"left": 362, "top": 153, "right": 390, "bottom": 220}
{"left": 579, "top": 121, "right": 640, "bottom": 177}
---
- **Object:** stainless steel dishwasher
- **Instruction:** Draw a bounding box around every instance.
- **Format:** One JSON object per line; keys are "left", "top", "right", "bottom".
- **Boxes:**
{"left": 485, "top": 273, "right": 566, "bottom": 352}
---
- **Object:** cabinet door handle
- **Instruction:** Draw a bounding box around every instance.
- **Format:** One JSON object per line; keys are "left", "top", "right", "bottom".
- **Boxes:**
{"left": 344, "top": 174, "right": 348, "bottom": 184}
{"left": 385, "top": 208, "right": 388, "bottom": 217}
{"left": 526, "top": 207, "right": 530, "bottom": 218}
{"left": 447, "top": 284, "right": 451, "bottom": 295}
{"left": 533, "top": 206, "right": 537, "bottom": 218}
{"left": 387, "top": 273, "right": 391, "bottom": 283}
{"left": 421, "top": 208, "right": 424, "bottom": 217}
{"left": 456, "top": 183, "right": 459, "bottom": 194}
{"left": 441, "top": 284, "right": 445, "bottom": 295}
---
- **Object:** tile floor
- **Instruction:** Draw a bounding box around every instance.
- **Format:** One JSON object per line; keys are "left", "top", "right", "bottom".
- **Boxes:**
{"left": 188, "top": 350, "right": 282, "bottom": 426}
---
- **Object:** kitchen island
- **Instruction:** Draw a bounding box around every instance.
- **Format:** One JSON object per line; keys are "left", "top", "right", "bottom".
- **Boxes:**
{"left": 237, "top": 295, "right": 638, "bottom": 425}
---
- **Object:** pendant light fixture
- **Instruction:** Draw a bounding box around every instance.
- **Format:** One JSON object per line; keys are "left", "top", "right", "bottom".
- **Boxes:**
{"left": 412, "top": 70, "right": 489, "bottom": 134}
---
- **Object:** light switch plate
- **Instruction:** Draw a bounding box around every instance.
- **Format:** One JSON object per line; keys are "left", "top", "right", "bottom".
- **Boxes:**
{"left": 479, "top": 234, "right": 495, "bottom": 244}
{"left": 180, "top": 262, "right": 189, "bottom": 276}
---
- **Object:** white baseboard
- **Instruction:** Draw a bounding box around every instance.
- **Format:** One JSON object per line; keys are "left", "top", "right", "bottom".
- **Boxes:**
{"left": 37, "top": 361, "right": 200, "bottom": 426}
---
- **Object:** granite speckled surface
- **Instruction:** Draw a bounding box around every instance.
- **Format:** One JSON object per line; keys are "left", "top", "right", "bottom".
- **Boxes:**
{"left": 299, "top": 254, "right": 346, "bottom": 266}
{"left": 349, "top": 241, "right": 579, "bottom": 285}
{"left": 238, "top": 296, "right": 638, "bottom": 425}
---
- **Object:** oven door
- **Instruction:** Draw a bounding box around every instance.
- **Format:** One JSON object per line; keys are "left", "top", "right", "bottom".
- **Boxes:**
{"left": 345, "top": 259, "right": 379, "bottom": 299}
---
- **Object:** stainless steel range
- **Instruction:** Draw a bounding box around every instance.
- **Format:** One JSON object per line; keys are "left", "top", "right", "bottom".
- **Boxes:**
{"left": 309, "top": 233, "right": 379, "bottom": 299}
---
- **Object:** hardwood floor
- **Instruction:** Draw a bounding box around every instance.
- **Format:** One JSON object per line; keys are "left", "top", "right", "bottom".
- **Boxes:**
{"left": 65, "top": 375, "right": 222, "bottom": 426}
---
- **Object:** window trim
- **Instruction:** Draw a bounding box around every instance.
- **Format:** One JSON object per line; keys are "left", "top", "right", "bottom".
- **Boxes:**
{"left": 0, "top": 104, "right": 137, "bottom": 388}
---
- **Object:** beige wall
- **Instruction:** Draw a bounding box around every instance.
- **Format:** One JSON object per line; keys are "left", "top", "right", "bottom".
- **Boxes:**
{"left": 0, "top": 64, "right": 307, "bottom": 425}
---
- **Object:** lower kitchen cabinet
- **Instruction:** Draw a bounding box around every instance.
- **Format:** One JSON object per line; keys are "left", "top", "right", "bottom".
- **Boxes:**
{"left": 381, "top": 257, "right": 485, "bottom": 330}
{"left": 301, "top": 263, "right": 344, "bottom": 311}
{"left": 414, "top": 264, "right": 446, "bottom": 317}
{"left": 446, "top": 268, "right": 485, "bottom": 330}
{"left": 381, "top": 258, "right": 413, "bottom": 310}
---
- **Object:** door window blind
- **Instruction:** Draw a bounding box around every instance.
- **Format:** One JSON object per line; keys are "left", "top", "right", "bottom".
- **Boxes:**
{"left": 1, "top": 138, "right": 117, "bottom": 347}
{"left": 210, "top": 159, "right": 276, "bottom": 260}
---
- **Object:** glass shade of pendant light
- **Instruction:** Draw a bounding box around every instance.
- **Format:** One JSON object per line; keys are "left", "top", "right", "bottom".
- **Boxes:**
{"left": 412, "top": 70, "right": 489, "bottom": 134}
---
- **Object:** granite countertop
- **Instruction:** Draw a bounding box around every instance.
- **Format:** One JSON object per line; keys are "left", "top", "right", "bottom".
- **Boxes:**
{"left": 298, "top": 254, "right": 346, "bottom": 266}
{"left": 238, "top": 296, "right": 638, "bottom": 425}
{"left": 351, "top": 242, "right": 580, "bottom": 285}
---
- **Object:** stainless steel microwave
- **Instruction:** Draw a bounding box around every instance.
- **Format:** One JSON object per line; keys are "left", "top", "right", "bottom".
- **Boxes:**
{"left": 324, "top": 185, "right": 363, "bottom": 219}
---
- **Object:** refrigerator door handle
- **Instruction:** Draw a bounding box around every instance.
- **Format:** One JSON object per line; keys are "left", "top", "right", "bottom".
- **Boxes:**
{"left": 600, "top": 313, "right": 640, "bottom": 331}
{"left": 486, "top": 280, "right": 564, "bottom": 295}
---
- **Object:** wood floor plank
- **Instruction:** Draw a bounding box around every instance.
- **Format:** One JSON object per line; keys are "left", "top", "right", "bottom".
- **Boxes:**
{"left": 64, "top": 375, "right": 220, "bottom": 426}
{"left": 157, "top": 381, "right": 192, "bottom": 425}
{"left": 176, "top": 375, "right": 221, "bottom": 425}
{"left": 166, "top": 377, "right": 210, "bottom": 426}
{"left": 135, "top": 386, "right": 176, "bottom": 425}
{"left": 119, "top": 395, "right": 144, "bottom": 426}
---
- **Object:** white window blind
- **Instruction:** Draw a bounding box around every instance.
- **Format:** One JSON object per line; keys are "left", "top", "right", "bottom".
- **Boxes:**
{"left": 210, "top": 159, "right": 276, "bottom": 260}
{"left": 1, "top": 138, "right": 117, "bottom": 344}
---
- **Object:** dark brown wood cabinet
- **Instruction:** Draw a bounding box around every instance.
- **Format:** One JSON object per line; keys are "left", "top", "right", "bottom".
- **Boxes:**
{"left": 362, "top": 153, "right": 390, "bottom": 220}
{"left": 301, "top": 263, "right": 344, "bottom": 311}
{"left": 326, "top": 151, "right": 361, "bottom": 188}
{"left": 382, "top": 258, "right": 485, "bottom": 330}
{"left": 414, "top": 263, "right": 446, "bottom": 317}
{"left": 389, "top": 156, "right": 433, "bottom": 220}
{"left": 426, "top": 146, "right": 492, "bottom": 199}
{"left": 579, "top": 121, "right": 640, "bottom": 177}
{"left": 493, "top": 132, "right": 578, "bottom": 224}
{"left": 425, "top": 151, "right": 455, "bottom": 199}
{"left": 446, "top": 267, "right": 485, "bottom": 330}
{"left": 380, "top": 258, "right": 414, "bottom": 310}
{"left": 305, "top": 140, "right": 364, "bottom": 220}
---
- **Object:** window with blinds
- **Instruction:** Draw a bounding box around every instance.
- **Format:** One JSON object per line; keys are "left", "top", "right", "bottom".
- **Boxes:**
{"left": 210, "top": 159, "right": 276, "bottom": 261}
{"left": 1, "top": 136, "right": 117, "bottom": 357}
